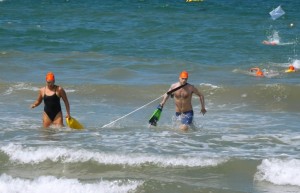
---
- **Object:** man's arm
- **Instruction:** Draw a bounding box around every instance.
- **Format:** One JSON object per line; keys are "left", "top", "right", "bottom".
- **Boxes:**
{"left": 160, "top": 91, "right": 170, "bottom": 107}
{"left": 193, "top": 86, "right": 206, "bottom": 115}
{"left": 160, "top": 84, "right": 176, "bottom": 107}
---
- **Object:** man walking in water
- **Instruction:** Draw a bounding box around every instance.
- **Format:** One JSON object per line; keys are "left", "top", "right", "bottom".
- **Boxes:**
{"left": 159, "top": 71, "right": 206, "bottom": 131}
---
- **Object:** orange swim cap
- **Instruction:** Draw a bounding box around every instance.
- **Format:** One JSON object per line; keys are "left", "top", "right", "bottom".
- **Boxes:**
{"left": 179, "top": 71, "right": 189, "bottom": 79}
{"left": 289, "top": 65, "right": 295, "bottom": 70}
{"left": 256, "top": 70, "right": 263, "bottom": 77}
{"left": 46, "top": 72, "right": 55, "bottom": 81}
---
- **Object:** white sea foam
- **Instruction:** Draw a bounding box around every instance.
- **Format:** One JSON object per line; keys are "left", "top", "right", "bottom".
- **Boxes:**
{"left": 65, "top": 89, "right": 76, "bottom": 93}
{"left": 254, "top": 158, "right": 300, "bottom": 187}
{"left": 1, "top": 143, "right": 227, "bottom": 167}
{"left": 267, "top": 31, "right": 280, "bottom": 44}
{"left": 2, "top": 83, "right": 39, "bottom": 95}
{"left": 199, "top": 83, "right": 220, "bottom": 89}
{"left": 292, "top": 59, "right": 300, "bottom": 69}
{"left": 1, "top": 82, "right": 75, "bottom": 96}
{"left": 0, "top": 174, "right": 142, "bottom": 193}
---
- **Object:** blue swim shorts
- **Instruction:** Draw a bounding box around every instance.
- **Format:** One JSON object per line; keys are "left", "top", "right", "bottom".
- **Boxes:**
{"left": 175, "top": 110, "right": 194, "bottom": 125}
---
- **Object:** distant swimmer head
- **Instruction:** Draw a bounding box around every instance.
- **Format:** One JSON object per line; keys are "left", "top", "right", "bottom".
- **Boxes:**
{"left": 250, "top": 67, "right": 264, "bottom": 77}
{"left": 46, "top": 72, "right": 55, "bottom": 82}
{"left": 256, "top": 70, "right": 264, "bottom": 77}
{"left": 289, "top": 65, "right": 295, "bottom": 70}
{"left": 285, "top": 65, "right": 296, "bottom": 73}
{"left": 179, "top": 71, "right": 189, "bottom": 79}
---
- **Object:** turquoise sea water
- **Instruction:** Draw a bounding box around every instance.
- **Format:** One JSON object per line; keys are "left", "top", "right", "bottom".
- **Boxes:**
{"left": 1, "top": 1, "right": 300, "bottom": 192}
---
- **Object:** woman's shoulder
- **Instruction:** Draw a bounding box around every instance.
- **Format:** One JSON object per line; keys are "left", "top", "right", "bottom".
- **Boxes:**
{"left": 55, "top": 84, "right": 63, "bottom": 88}
{"left": 55, "top": 85, "right": 64, "bottom": 91}
{"left": 39, "top": 86, "right": 46, "bottom": 92}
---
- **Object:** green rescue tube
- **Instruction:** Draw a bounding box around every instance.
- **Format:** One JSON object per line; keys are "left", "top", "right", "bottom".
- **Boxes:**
{"left": 149, "top": 104, "right": 163, "bottom": 126}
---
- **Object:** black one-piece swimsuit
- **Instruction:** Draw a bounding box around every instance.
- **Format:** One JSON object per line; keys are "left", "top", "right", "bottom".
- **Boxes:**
{"left": 43, "top": 86, "right": 62, "bottom": 121}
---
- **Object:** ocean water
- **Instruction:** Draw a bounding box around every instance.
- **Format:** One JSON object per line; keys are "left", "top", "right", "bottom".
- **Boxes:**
{"left": 1, "top": 0, "right": 300, "bottom": 192}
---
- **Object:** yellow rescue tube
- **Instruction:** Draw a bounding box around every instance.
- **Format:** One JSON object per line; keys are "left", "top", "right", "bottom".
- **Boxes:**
{"left": 66, "top": 117, "right": 84, "bottom": 129}
{"left": 285, "top": 65, "right": 296, "bottom": 73}
{"left": 285, "top": 69, "right": 296, "bottom": 73}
